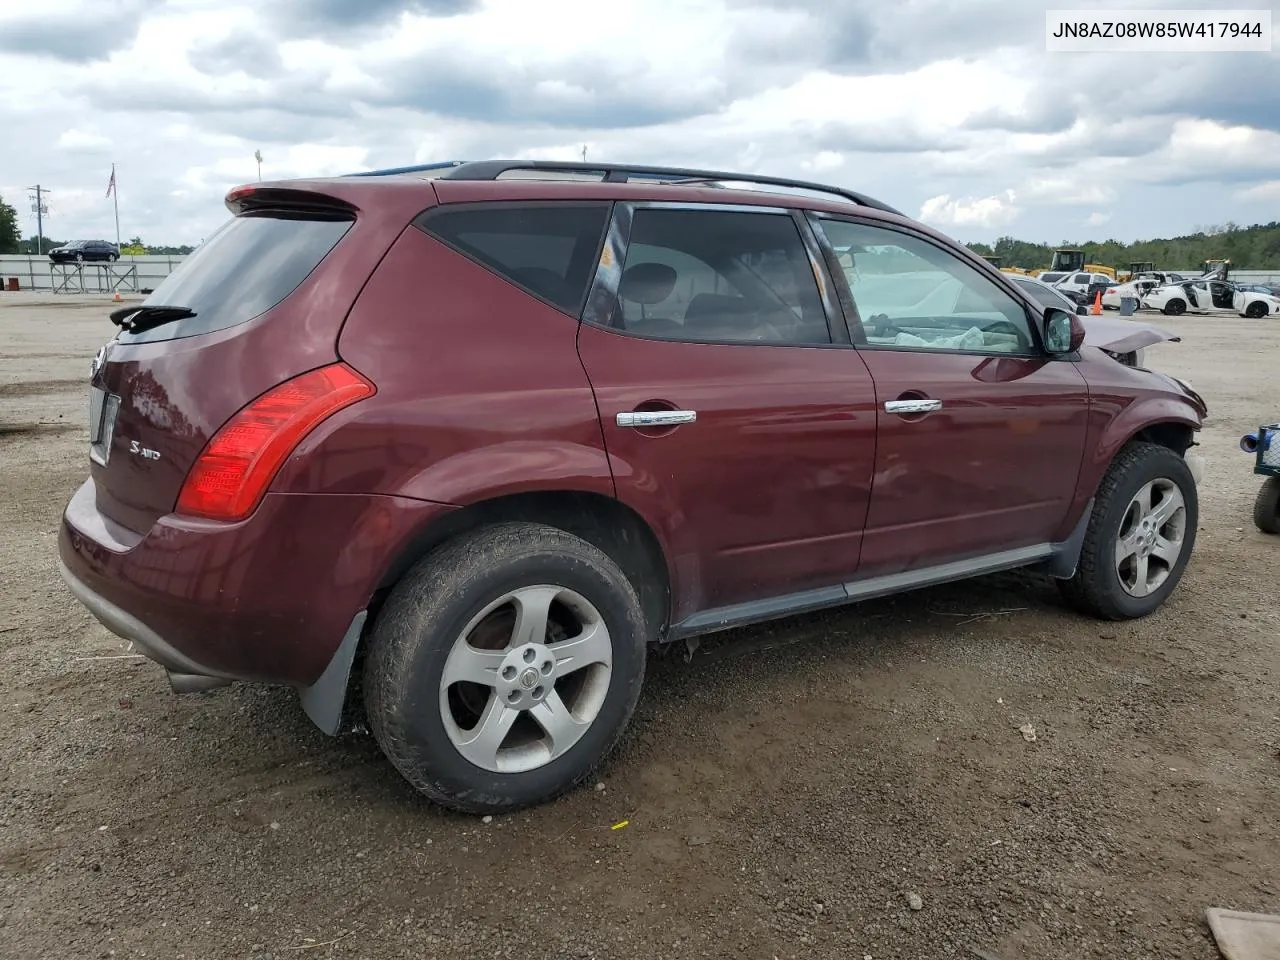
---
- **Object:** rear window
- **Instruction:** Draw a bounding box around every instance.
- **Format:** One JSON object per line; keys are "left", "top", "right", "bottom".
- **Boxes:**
{"left": 116, "top": 212, "right": 352, "bottom": 344}
{"left": 416, "top": 203, "right": 610, "bottom": 314}
{"left": 1040, "top": 272, "right": 1065, "bottom": 283}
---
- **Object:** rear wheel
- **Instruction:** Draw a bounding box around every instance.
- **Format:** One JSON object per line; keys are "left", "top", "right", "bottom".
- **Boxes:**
{"left": 1059, "top": 442, "right": 1198, "bottom": 620}
{"left": 362, "top": 522, "right": 648, "bottom": 814}
{"left": 1255, "top": 477, "right": 1280, "bottom": 534}
{"left": 1245, "top": 301, "right": 1268, "bottom": 319}
{"left": 1163, "top": 299, "right": 1186, "bottom": 316}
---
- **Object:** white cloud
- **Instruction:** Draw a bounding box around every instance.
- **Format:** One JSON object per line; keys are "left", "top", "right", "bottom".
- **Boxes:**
{"left": 56, "top": 129, "right": 112, "bottom": 151}
{"left": 1237, "top": 180, "right": 1280, "bottom": 203}
{"left": 1086, "top": 212, "right": 1112, "bottom": 227}
{"left": 919, "top": 192, "right": 1020, "bottom": 229}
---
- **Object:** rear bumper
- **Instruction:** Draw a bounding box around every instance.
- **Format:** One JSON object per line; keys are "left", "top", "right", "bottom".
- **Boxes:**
{"left": 58, "top": 477, "right": 456, "bottom": 687}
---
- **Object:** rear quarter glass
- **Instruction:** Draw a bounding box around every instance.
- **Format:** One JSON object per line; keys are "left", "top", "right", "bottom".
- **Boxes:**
{"left": 115, "top": 211, "right": 353, "bottom": 345}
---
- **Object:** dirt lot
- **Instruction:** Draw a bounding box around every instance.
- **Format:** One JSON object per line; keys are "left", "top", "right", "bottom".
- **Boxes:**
{"left": 1, "top": 292, "right": 1278, "bottom": 960}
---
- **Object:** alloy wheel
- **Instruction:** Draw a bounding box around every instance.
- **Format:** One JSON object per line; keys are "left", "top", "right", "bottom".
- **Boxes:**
{"left": 1114, "top": 478, "right": 1187, "bottom": 597}
{"left": 439, "top": 585, "right": 613, "bottom": 774}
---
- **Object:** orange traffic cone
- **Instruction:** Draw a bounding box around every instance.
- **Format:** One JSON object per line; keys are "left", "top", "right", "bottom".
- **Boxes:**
{"left": 1091, "top": 290, "right": 1102, "bottom": 315}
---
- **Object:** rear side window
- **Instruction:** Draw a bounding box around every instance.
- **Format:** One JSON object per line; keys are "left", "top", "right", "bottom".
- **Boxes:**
{"left": 417, "top": 203, "right": 610, "bottom": 315}
{"left": 609, "top": 209, "right": 831, "bottom": 345}
{"left": 117, "top": 212, "right": 352, "bottom": 344}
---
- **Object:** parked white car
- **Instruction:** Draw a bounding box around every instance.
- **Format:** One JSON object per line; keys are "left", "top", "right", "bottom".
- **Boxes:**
{"left": 1047, "top": 271, "right": 1115, "bottom": 300}
{"left": 1143, "top": 279, "right": 1280, "bottom": 317}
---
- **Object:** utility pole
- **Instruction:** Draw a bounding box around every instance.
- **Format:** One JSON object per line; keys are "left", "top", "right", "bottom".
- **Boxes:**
{"left": 26, "top": 185, "right": 49, "bottom": 255}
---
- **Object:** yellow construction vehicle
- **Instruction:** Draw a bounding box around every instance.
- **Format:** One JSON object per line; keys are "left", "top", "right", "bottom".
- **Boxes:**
{"left": 1117, "top": 261, "right": 1155, "bottom": 282}
{"left": 1049, "top": 249, "right": 1117, "bottom": 280}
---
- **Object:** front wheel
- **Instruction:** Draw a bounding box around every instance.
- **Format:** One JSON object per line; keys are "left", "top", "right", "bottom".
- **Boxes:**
{"left": 1245, "top": 301, "right": 1267, "bottom": 319}
{"left": 1059, "top": 442, "right": 1198, "bottom": 620}
{"left": 362, "top": 522, "right": 648, "bottom": 814}
{"left": 1163, "top": 299, "right": 1186, "bottom": 316}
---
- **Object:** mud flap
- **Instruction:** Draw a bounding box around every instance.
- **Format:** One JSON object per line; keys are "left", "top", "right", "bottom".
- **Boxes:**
{"left": 298, "top": 611, "right": 367, "bottom": 736}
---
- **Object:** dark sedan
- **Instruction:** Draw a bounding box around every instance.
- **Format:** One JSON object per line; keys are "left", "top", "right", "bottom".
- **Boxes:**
{"left": 49, "top": 240, "right": 120, "bottom": 263}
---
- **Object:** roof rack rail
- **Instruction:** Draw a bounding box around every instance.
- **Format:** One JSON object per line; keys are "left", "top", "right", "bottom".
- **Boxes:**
{"left": 344, "top": 159, "right": 903, "bottom": 216}
{"left": 436, "top": 160, "right": 904, "bottom": 216}
{"left": 344, "top": 161, "right": 469, "bottom": 178}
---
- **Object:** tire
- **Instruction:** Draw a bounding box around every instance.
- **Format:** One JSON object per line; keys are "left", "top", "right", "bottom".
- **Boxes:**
{"left": 362, "top": 522, "right": 648, "bottom": 814}
{"left": 1245, "top": 301, "right": 1267, "bottom": 319}
{"left": 1059, "top": 442, "right": 1198, "bottom": 620}
{"left": 1163, "top": 299, "right": 1186, "bottom": 316}
{"left": 75, "top": 254, "right": 84, "bottom": 263}
{"left": 1255, "top": 477, "right": 1280, "bottom": 535}
{"left": 109, "top": 253, "right": 119, "bottom": 263}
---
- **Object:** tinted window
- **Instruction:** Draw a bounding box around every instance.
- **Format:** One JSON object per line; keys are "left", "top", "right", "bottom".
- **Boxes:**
{"left": 1073, "top": 273, "right": 1090, "bottom": 283}
{"left": 610, "top": 209, "right": 830, "bottom": 344}
{"left": 419, "top": 203, "right": 610, "bottom": 314}
{"left": 817, "top": 219, "right": 1034, "bottom": 354}
{"left": 117, "top": 212, "right": 352, "bottom": 344}
{"left": 1040, "top": 272, "right": 1066, "bottom": 283}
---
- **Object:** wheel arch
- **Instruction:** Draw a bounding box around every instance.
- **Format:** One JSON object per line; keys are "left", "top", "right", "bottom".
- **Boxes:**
{"left": 372, "top": 490, "right": 672, "bottom": 642}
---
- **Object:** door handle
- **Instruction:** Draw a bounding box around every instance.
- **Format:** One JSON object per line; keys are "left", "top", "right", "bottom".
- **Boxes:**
{"left": 884, "top": 399, "right": 943, "bottom": 414}
{"left": 617, "top": 410, "right": 697, "bottom": 428}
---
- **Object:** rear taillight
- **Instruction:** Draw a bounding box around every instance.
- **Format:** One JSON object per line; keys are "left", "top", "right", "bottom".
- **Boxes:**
{"left": 176, "top": 363, "right": 374, "bottom": 521}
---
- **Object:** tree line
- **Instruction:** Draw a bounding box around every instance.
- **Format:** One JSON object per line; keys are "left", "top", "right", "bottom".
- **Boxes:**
{"left": 966, "top": 221, "right": 1280, "bottom": 271}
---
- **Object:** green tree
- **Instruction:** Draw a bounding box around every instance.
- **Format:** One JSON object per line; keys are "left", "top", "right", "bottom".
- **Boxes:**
{"left": 0, "top": 194, "right": 19, "bottom": 254}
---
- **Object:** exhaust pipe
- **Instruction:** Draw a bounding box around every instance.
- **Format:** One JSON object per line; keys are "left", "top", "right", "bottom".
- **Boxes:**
{"left": 1241, "top": 432, "right": 1272, "bottom": 454}
{"left": 167, "top": 671, "right": 233, "bottom": 694}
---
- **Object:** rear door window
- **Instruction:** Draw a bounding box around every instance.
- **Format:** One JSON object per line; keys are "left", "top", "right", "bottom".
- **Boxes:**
{"left": 605, "top": 208, "right": 831, "bottom": 345}
{"left": 116, "top": 212, "right": 353, "bottom": 344}
{"left": 416, "top": 203, "right": 610, "bottom": 315}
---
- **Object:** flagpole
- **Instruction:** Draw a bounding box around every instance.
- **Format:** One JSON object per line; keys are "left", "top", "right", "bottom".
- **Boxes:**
{"left": 111, "top": 162, "right": 121, "bottom": 252}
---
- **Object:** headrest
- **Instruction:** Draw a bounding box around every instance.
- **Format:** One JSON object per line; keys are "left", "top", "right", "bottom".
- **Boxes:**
{"left": 619, "top": 262, "right": 677, "bottom": 306}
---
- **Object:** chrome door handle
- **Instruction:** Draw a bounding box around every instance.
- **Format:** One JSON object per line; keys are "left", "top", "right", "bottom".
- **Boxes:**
{"left": 617, "top": 410, "right": 697, "bottom": 428}
{"left": 884, "top": 399, "right": 942, "bottom": 414}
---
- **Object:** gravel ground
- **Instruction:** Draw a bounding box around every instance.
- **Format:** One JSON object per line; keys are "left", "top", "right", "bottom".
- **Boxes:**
{"left": 1, "top": 293, "right": 1278, "bottom": 960}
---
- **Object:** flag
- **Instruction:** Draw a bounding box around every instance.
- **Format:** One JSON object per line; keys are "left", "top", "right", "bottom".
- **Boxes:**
{"left": 106, "top": 165, "right": 116, "bottom": 199}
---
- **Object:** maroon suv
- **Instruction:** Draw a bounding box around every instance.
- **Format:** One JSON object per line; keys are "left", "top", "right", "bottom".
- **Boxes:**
{"left": 58, "top": 160, "right": 1208, "bottom": 813}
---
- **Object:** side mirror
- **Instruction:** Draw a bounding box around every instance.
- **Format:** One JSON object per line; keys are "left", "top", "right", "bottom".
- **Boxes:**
{"left": 1044, "top": 307, "right": 1085, "bottom": 355}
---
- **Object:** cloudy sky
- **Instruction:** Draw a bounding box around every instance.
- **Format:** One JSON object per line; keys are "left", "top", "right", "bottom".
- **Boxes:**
{"left": 1, "top": 0, "right": 1277, "bottom": 247}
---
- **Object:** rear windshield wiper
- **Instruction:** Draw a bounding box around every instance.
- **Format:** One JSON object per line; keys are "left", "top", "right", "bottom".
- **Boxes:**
{"left": 109, "top": 304, "right": 197, "bottom": 334}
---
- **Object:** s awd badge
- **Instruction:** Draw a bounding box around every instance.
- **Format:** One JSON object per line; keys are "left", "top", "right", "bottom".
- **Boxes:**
{"left": 129, "top": 440, "right": 161, "bottom": 461}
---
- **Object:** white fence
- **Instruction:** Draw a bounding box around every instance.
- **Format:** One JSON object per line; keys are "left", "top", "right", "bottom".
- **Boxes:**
{"left": 0, "top": 255, "right": 188, "bottom": 293}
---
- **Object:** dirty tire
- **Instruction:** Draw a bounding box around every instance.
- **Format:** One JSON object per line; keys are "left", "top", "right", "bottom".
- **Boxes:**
{"left": 1245, "top": 301, "right": 1268, "bottom": 319}
{"left": 1059, "top": 442, "right": 1199, "bottom": 620}
{"left": 362, "top": 522, "right": 648, "bottom": 815}
{"left": 1163, "top": 299, "right": 1186, "bottom": 316}
{"left": 1255, "top": 477, "right": 1280, "bottom": 534}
